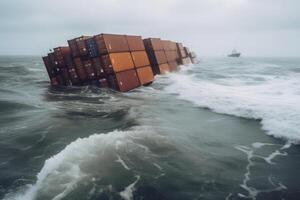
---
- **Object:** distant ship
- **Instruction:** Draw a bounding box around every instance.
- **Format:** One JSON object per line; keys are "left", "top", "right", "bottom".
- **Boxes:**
{"left": 228, "top": 49, "right": 241, "bottom": 57}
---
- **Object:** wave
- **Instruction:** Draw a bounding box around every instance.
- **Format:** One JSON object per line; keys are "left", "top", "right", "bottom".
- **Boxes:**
{"left": 3, "top": 127, "right": 167, "bottom": 200}
{"left": 164, "top": 65, "right": 300, "bottom": 143}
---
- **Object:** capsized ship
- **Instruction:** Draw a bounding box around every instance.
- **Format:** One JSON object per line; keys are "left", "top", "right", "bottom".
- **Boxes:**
{"left": 228, "top": 49, "right": 241, "bottom": 57}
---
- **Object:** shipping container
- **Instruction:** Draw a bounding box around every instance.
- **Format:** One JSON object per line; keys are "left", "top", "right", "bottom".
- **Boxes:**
{"left": 180, "top": 57, "right": 192, "bottom": 65}
{"left": 146, "top": 49, "right": 167, "bottom": 66}
{"left": 131, "top": 51, "right": 150, "bottom": 68}
{"left": 158, "top": 63, "right": 170, "bottom": 74}
{"left": 176, "top": 43, "right": 184, "bottom": 50}
{"left": 91, "top": 57, "right": 106, "bottom": 78}
{"left": 184, "top": 47, "right": 190, "bottom": 56}
{"left": 42, "top": 56, "right": 55, "bottom": 78}
{"left": 53, "top": 47, "right": 71, "bottom": 67}
{"left": 82, "top": 59, "right": 96, "bottom": 80}
{"left": 108, "top": 69, "right": 141, "bottom": 92}
{"left": 164, "top": 50, "right": 178, "bottom": 62}
{"left": 162, "top": 40, "right": 172, "bottom": 51}
{"left": 67, "top": 68, "right": 80, "bottom": 84}
{"left": 86, "top": 37, "right": 99, "bottom": 58}
{"left": 47, "top": 52, "right": 69, "bottom": 85}
{"left": 68, "top": 36, "right": 91, "bottom": 57}
{"left": 170, "top": 41, "right": 177, "bottom": 51}
{"left": 73, "top": 57, "right": 88, "bottom": 81}
{"left": 143, "top": 38, "right": 163, "bottom": 51}
{"left": 136, "top": 66, "right": 154, "bottom": 85}
{"left": 168, "top": 61, "right": 178, "bottom": 72}
{"left": 50, "top": 77, "right": 59, "bottom": 86}
{"left": 98, "top": 78, "right": 109, "bottom": 88}
{"left": 126, "top": 35, "right": 145, "bottom": 51}
{"left": 101, "top": 52, "right": 134, "bottom": 74}
{"left": 94, "top": 34, "right": 129, "bottom": 54}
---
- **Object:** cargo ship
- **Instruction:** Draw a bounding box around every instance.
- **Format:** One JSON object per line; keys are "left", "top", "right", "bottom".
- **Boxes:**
{"left": 228, "top": 49, "right": 241, "bottom": 57}
{"left": 42, "top": 33, "right": 197, "bottom": 92}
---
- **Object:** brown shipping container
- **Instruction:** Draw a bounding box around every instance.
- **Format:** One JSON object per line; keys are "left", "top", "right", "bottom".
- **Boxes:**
{"left": 126, "top": 35, "right": 145, "bottom": 51}
{"left": 68, "top": 36, "right": 91, "bottom": 57}
{"left": 98, "top": 78, "right": 109, "bottom": 88}
{"left": 170, "top": 42, "right": 177, "bottom": 51}
{"left": 168, "top": 61, "right": 178, "bottom": 72}
{"left": 153, "top": 50, "right": 167, "bottom": 64}
{"left": 136, "top": 66, "right": 154, "bottom": 85}
{"left": 143, "top": 38, "right": 163, "bottom": 51}
{"left": 53, "top": 47, "right": 71, "bottom": 66}
{"left": 181, "top": 57, "right": 192, "bottom": 65}
{"left": 73, "top": 57, "right": 88, "bottom": 81}
{"left": 165, "top": 51, "right": 177, "bottom": 62}
{"left": 50, "top": 77, "right": 59, "bottom": 86}
{"left": 101, "top": 52, "right": 134, "bottom": 74}
{"left": 95, "top": 34, "right": 129, "bottom": 54}
{"left": 158, "top": 63, "right": 170, "bottom": 74}
{"left": 67, "top": 68, "right": 80, "bottom": 84}
{"left": 176, "top": 43, "right": 184, "bottom": 50}
{"left": 83, "top": 60, "right": 96, "bottom": 80}
{"left": 108, "top": 69, "right": 141, "bottom": 92}
{"left": 91, "top": 57, "right": 106, "bottom": 78}
{"left": 116, "top": 69, "right": 141, "bottom": 92}
{"left": 131, "top": 51, "right": 150, "bottom": 68}
{"left": 42, "top": 56, "right": 55, "bottom": 78}
{"left": 184, "top": 47, "right": 191, "bottom": 55}
{"left": 162, "top": 40, "right": 172, "bottom": 51}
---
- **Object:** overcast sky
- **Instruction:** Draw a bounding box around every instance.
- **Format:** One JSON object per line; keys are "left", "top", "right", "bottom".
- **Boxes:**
{"left": 0, "top": 0, "right": 299, "bottom": 57}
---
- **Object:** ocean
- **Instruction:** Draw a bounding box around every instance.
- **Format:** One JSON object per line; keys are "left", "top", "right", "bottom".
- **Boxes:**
{"left": 0, "top": 56, "right": 299, "bottom": 200}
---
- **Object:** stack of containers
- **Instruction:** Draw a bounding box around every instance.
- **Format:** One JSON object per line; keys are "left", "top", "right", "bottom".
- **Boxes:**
{"left": 143, "top": 38, "right": 170, "bottom": 75}
{"left": 85, "top": 37, "right": 109, "bottom": 87}
{"left": 126, "top": 35, "right": 154, "bottom": 86}
{"left": 42, "top": 33, "right": 196, "bottom": 91}
{"left": 182, "top": 47, "right": 192, "bottom": 65}
{"left": 68, "top": 36, "right": 96, "bottom": 84}
{"left": 162, "top": 40, "right": 179, "bottom": 72}
{"left": 176, "top": 43, "right": 191, "bottom": 65}
{"left": 93, "top": 34, "right": 140, "bottom": 92}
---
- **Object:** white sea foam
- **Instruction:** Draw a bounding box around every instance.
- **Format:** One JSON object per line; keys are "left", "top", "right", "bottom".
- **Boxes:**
{"left": 4, "top": 127, "right": 162, "bottom": 200}
{"left": 235, "top": 142, "right": 290, "bottom": 199}
{"left": 119, "top": 175, "right": 140, "bottom": 200}
{"left": 164, "top": 64, "right": 300, "bottom": 143}
{"left": 116, "top": 154, "right": 130, "bottom": 170}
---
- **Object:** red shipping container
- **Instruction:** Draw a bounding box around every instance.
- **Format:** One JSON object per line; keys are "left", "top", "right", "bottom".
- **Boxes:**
{"left": 136, "top": 66, "right": 154, "bottom": 85}
{"left": 101, "top": 52, "right": 135, "bottom": 74}
{"left": 74, "top": 57, "right": 88, "bottom": 81}
{"left": 82, "top": 60, "right": 96, "bottom": 80}
{"left": 143, "top": 38, "right": 163, "bottom": 51}
{"left": 108, "top": 69, "right": 141, "bottom": 92}
{"left": 131, "top": 51, "right": 150, "bottom": 68}
{"left": 158, "top": 63, "right": 170, "bottom": 74}
{"left": 91, "top": 57, "right": 106, "bottom": 78}
{"left": 68, "top": 36, "right": 91, "bottom": 57}
{"left": 126, "top": 35, "right": 145, "bottom": 51}
{"left": 94, "top": 34, "right": 129, "bottom": 54}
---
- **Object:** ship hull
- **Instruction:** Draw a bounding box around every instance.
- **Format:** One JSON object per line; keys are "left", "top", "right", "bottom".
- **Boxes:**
{"left": 228, "top": 53, "right": 241, "bottom": 57}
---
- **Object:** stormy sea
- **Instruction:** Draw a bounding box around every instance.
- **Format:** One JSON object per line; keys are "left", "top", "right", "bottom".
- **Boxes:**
{"left": 0, "top": 56, "right": 300, "bottom": 200}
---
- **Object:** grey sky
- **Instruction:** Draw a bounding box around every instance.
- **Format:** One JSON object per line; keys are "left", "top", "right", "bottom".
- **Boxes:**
{"left": 0, "top": 0, "right": 299, "bottom": 56}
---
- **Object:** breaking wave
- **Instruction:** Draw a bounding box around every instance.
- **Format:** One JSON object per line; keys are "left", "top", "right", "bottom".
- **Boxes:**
{"left": 164, "top": 64, "right": 300, "bottom": 143}
{"left": 4, "top": 127, "right": 167, "bottom": 200}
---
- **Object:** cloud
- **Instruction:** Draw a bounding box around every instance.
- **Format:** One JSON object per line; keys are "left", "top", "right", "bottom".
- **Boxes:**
{"left": 0, "top": 0, "right": 299, "bottom": 56}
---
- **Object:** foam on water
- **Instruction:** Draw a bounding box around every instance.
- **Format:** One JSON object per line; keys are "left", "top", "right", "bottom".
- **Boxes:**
{"left": 164, "top": 63, "right": 300, "bottom": 143}
{"left": 4, "top": 127, "right": 164, "bottom": 200}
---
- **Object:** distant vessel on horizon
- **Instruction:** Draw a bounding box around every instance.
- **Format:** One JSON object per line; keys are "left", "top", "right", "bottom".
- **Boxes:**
{"left": 228, "top": 49, "right": 241, "bottom": 57}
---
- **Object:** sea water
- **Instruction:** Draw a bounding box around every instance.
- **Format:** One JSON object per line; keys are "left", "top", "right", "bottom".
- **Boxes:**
{"left": 0, "top": 56, "right": 299, "bottom": 200}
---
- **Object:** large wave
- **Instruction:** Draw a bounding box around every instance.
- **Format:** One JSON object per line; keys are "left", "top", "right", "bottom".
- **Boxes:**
{"left": 4, "top": 127, "right": 168, "bottom": 200}
{"left": 164, "top": 64, "right": 300, "bottom": 143}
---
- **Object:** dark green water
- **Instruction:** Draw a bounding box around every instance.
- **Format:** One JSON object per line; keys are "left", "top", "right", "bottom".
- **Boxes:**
{"left": 0, "top": 56, "right": 300, "bottom": 200}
